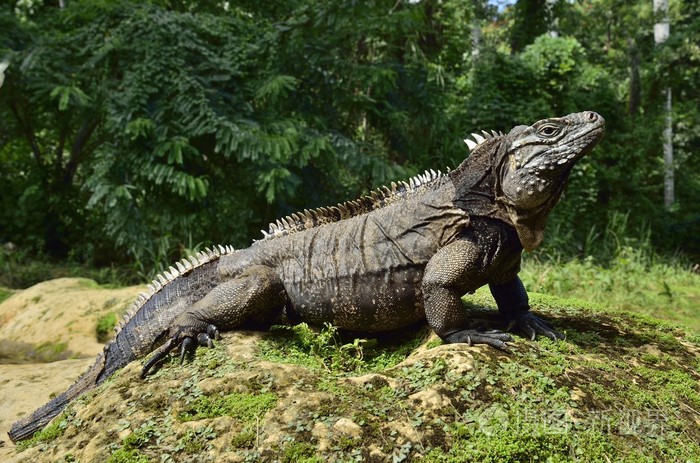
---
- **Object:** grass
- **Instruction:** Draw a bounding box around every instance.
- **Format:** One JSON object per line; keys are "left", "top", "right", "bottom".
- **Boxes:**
{"left": 96, "top": 312, "right": 118, "bottom": 343}
{"left": 260, "top": 322, "right": 428, "bottom": 374}
{"left": 177, "top": 391, "right": 278, "bottom": 422}
{"left": 520, "top": 251, "right": 700, "bottom": 332}
{"left": 520, "top": 211, "right": 700, "bottom": 332}
{"left": 0, "top": 286, "right": 14, "bottom": 303}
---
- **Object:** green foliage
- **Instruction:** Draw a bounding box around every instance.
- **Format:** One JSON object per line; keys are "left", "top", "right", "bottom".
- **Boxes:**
{"left": 522, "top": 212, "right": 700, "bottom": 331}
{"left": 177, "top": 426, "right": 216, "bottom": 454}
{"left": 16, "top": 412, "right": 72, "bottom": 451}
{"left": 261, "top": 322, "right": 426, "bottom": 374}
{"left": 106, "top": 449, "right": 149, "bottom": 463}
{"left": 96, "top": 312, "right": 118, "bottom": 343}
{"left": 281, "top": 441, "right": 321, "bottom": 463}
{"left": 178, "top": 391, "right": 277, "bottom": 422}
{"left": 0, "top": 0, "right": 698, "bottom": 271}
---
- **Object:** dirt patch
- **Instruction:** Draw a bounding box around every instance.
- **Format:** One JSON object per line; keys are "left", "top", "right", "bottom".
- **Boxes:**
{"left": 0, "top": 278, "right": 142, "bottom": 362}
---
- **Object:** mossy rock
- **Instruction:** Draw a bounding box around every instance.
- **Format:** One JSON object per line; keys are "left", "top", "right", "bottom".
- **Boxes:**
{"left": 9, "top": 291, "right": 700, "bottom": 463}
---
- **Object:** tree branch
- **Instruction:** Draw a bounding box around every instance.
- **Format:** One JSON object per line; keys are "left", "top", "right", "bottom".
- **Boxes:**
{"left": 63, "top": 116, "right": 100, "bottom": 185}
{"left": 9, "top": 100, "right": 43, "bottom": 165}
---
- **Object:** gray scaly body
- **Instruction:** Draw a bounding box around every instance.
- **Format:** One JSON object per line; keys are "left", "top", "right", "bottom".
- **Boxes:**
{"left": 9, "top": 111, "right": 605, "bottom": 442}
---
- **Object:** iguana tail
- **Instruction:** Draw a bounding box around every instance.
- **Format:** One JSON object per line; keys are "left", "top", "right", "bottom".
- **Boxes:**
{"left": 7, "top": 246, "right": 235, "bottom": 443}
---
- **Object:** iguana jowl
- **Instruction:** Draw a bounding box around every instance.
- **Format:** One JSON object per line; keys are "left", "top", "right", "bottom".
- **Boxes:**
{"left": 9, "top": 111, "right": 605, "bottom": 442}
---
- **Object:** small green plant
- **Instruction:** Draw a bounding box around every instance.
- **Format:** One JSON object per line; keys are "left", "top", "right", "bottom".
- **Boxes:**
{"left": 96, "top": 312, "right": 118, "bottom": 342}
{"left": 261, "top": 323, "right": 426, "bottom": 374}
{"left": 106, "top": 448, "right": 150, "bottom": 463}
{"left": 178, "top": 391, "right": 277, "bottom": 422}
{"left": 16, "top": 412, "right": 72, "bottom": 451}
{"left": 177, "top": 426, "right": 216, "bottom": 454}
{"left": 281, "top": 441, "right": 320, "bottom": 463}
{"left": 230, "top": 429, "right": 257, "bottom": 449}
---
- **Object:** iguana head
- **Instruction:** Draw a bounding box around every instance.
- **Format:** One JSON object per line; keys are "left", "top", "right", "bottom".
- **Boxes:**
{"left": 498, "top": 111, "right": 605, "bottom": 250}
{"left": 458, "top": 111, "right": 605, "bottom": 251}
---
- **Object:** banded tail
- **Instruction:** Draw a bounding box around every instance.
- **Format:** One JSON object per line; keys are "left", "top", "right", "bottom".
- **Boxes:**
{"left": 8, "top": 246, "right": 234, "bottom": 442}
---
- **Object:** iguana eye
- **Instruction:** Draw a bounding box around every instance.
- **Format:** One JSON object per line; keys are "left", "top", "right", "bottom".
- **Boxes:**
{"left": 538, "top": 125, "right": 560, "bottom": 137}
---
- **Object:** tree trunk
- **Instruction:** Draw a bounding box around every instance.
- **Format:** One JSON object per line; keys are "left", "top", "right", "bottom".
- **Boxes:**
{"left": 628, "top": 39, "right": 641, "bottom": 116}
{"left": 654, "top": 0, "right": 674, "bottom": 209}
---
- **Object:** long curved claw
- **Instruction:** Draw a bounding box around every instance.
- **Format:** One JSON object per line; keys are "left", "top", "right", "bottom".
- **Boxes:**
{"left": 141, "top": 337, "right": 179, "bottom": 378}
{"left": 141, "top": 324, "right": 221, "bottom": 378}
{"left": 506, "top": 311, "right": 564, "bottom": 341}
{"left": 179, "top": 336, "right": 196, "bottom": 364}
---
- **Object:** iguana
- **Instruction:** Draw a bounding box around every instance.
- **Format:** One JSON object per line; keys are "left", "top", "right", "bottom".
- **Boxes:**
{"left": 8, "top": 111, "right": 605, "bottom": 442}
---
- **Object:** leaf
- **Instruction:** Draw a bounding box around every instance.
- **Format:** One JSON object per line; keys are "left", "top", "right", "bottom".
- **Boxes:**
{"left": 255, "top": 74, "right": 297, "bottom": 102}
{"left": 125, "top": 118, "right": 155, "bottom": 140}
{"left": 49, "top": 85, "right": 90, "bottom": 111}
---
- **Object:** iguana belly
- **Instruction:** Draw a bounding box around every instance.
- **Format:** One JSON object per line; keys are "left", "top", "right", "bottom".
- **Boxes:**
{"left": 283, "top": 262, "right": 427, "bottom": 331}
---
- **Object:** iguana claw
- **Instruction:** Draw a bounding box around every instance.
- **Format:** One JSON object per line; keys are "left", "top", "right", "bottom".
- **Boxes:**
{"left": 141, "top": 324, "right": 220, "bottom": 378}
{"left": 506, "top": 312, "right": 564, "bottom": 341}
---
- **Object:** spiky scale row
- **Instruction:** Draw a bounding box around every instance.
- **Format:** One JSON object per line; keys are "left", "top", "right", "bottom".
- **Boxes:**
{"left": 113, "top": 245, "right": 236, "bottom": 336}
{"left": 463, "top": 129, "right": 505, "bottom": 151}
{"left": 257, "top": 169, "right": 445, "bottom": 242}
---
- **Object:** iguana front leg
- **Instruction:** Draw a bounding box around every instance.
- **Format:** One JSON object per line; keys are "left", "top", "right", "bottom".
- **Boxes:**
{"left": 489, "top": 277, "right": 564, "bottom": 341}
{"left": 422, "top": 240, "right": 513, "bottom": 348}
{"left": 142, "top": 265, "right": 287, "bottom": 377}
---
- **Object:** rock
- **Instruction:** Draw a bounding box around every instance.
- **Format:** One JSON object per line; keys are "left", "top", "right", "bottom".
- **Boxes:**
{"left": 332, "top": 417, "right": 362, "bottom": 437}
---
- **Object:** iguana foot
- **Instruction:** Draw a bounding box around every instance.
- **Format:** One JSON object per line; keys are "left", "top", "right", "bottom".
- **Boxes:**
{"left": 443, "top": 329, "right": 513, "bottom": 350}
{"left": 506, "top": 312, "right": 564, "bottom": 341}
{"left": 141, "top": 324, "right": 219, "bottom": 378}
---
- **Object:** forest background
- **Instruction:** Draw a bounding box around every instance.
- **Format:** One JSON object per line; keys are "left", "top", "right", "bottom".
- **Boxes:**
{"left": 0, "top": 0, "right": 698, "bottom": 326}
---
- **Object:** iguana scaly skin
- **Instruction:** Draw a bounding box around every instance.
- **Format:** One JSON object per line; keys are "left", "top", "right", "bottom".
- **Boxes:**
{"left": 9, "top": 111, "right": 605, "bottom": 442}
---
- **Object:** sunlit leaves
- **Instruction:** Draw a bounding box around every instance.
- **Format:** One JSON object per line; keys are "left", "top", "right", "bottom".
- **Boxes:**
{"left": 49, "top": 85, "right": 90, "bottom": 111}
{"left": 255, "top": 75, "right": 298, "bottom": 103}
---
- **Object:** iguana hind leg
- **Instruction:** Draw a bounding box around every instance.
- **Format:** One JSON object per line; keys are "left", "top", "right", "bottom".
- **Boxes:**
{"left": 142, "top": 265, "right": 287, "bottom": 377}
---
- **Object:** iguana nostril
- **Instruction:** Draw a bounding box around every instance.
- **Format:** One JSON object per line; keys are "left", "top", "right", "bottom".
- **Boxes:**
{"left": 587, "top": 112, "right": 598, "bottom": 121}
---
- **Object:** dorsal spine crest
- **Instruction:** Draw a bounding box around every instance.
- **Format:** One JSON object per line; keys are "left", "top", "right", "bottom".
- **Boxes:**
{"left": 258, "top": 169, "right": 445, "bottom": 242}
{"left": 113, "top": 246, "right": 236, "bottom": 337}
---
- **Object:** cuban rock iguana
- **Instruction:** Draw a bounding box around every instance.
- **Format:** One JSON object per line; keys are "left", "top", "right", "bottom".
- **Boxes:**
{"left": 9, "top": 111, "right": 605, "bottom": 442}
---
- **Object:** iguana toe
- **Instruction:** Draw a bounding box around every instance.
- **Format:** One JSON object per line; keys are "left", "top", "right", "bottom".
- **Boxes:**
{"left": 444, "top": 329, "right": 513, "bottom": 350}
{"left": 196, "top": 324, "right": 220, "bottom": 348}
{"left": 506, "top": 312, "right": 564, "bottom": 342}
{"left": 141, "top": 323, "right": 221, "bottom": 378}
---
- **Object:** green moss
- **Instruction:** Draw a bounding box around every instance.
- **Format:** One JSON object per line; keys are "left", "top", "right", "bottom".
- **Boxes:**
{"left": 178, "top": 391, "right": 277, "bottom": 422}
{"left": 106, "top": 448, "right": 150, "bottom": 463}
{"left": 16, "top": 416, "right": 69, "bottom": 451}
{"left": 281, "top": 441, "right": 322, "bottom": 463}
{"left": 260, "top": 322, "right": 426, "bottom": 374}
{"left": 96, "top": 312, "right": 118, "bottom": 343}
